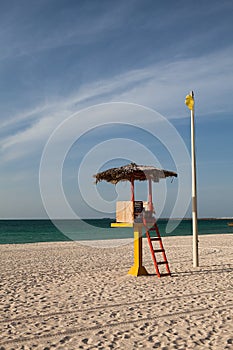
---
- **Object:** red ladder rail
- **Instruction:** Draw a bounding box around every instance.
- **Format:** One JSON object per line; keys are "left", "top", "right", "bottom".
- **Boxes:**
{"left": 143, "top": 216, "right": 171, "bottom": 278}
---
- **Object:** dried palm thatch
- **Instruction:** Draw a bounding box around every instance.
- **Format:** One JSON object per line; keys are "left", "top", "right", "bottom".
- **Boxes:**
{"left": 94, "top": 162, "right": 177, "bottom": 184}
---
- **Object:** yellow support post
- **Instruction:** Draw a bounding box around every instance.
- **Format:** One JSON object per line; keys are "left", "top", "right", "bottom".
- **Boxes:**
{"left": 128, "top": 224, "right": 149, "bottom": 276}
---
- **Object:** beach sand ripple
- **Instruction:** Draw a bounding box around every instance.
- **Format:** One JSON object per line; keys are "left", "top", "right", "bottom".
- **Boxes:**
{"left": 0, "top": 234, "right": 232, "bottom": 349}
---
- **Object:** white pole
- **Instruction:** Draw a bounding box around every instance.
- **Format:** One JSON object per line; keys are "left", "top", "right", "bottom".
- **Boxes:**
{"left": 190, "top": 91, "right": 199, "bottom": 267}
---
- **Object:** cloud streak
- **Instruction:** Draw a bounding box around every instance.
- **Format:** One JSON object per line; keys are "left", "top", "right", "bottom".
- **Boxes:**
{"left": 0, "top": 1, "right": 135, "bottom": 61}
{"left": 1, "top": 44, "right": 232, "bottom": 163}
{"left": 1, "top": 0, "right": 233, "bottom": 218}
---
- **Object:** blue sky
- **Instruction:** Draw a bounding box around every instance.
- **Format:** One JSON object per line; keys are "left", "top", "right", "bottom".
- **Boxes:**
{"left": 1, "top": 0, "right": 233, "bottom": 219}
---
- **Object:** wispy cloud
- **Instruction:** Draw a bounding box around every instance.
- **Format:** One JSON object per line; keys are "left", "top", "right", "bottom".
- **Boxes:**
{"left": 1, "top": 45, "right": 232, "bottom": 162}
{"left": 114, "top": 48, "right": 233, "bottom": 116}
{"left": 0, "top": 1, "right": 134, "bottom": 61}
{"left": 1, "top": 0, "right": 233, "bottom": 218}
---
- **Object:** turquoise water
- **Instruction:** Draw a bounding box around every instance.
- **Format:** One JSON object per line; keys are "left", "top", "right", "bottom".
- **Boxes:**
{"left": 0, "top": 219, "right": 232, "bottom": 244}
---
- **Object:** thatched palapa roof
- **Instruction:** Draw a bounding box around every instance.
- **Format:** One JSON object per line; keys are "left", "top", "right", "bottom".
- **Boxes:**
{"left": 94, "top": 162, "right": 177, "bottom": 184}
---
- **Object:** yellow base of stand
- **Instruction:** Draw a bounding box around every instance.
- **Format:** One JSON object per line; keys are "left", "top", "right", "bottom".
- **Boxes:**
{"left": 127, "top": 224, "right": 148, "bottom": 276}
{"left": 128, "top": 265, "right": 149, "bottom": 276}
{"left": 110, "top": 222, "right": 149, "bottom": 277}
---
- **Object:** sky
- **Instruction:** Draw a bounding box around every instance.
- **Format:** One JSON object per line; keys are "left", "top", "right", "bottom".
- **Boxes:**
{"left": 0, "top": 0, "right": 233, "bottom": 219}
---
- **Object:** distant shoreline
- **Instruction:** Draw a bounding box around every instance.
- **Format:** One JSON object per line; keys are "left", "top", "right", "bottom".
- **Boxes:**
{"left": 0, "top": 217, "right": 233, "bottom": 221}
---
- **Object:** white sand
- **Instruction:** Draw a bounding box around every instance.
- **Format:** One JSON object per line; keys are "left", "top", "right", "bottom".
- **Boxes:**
{"left": 0, "top": 234, "right": 232, "bottom": 349}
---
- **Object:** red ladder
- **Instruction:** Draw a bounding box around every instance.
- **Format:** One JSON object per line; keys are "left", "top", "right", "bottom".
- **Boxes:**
{"left": 143, "top": 217, "right": 171, "bottom": 278}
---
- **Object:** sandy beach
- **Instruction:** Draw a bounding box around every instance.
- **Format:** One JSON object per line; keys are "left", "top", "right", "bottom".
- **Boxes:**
{"left": 0, "top": 234, "right": 232, "bottom": 349}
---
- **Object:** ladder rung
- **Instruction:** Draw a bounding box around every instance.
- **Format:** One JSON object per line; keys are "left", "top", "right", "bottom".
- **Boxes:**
{"left": 144, "top": 218, "right": 171, "bottom": 278}
{"left": 153, "top": 249, "right": 164, "bottom": 253}
{"left": 159, "top": 273, "right": 171, "bottom": 277}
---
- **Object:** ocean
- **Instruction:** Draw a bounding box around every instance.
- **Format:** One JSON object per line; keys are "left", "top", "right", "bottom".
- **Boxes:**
{"left": 0, "top": 219, "right": 232, "bottom": 244}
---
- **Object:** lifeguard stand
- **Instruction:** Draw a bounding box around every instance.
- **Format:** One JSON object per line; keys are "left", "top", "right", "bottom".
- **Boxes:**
{"left": 94, "top": 163, "right": 177, "bottom": 277}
